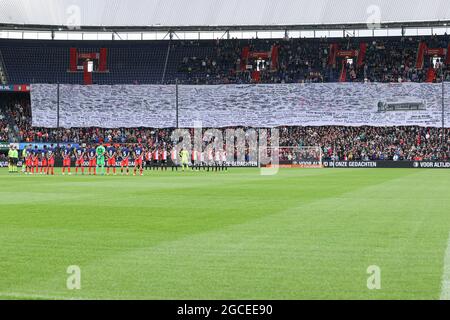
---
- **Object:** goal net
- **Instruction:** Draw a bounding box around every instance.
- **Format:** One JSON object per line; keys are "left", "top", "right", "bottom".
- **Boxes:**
{"left": 258, "top": 146, "right": 323, "bottom": 168}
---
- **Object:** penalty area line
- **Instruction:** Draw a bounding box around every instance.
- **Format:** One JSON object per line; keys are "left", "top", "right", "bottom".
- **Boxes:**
{"left": 440, "top": 232, "right": 450, "bottom": 300}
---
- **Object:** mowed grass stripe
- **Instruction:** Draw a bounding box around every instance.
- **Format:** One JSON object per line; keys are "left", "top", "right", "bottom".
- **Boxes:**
{"left": 44, "top": 169, "right": 444, "bottom": 299}
{"left": 0, "top": 168, "right": 449, "bottom": 299}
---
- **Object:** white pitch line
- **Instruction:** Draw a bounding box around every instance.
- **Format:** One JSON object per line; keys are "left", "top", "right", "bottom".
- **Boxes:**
{"left": 440, "top": 232, "right": 450, "bottom": 300}
{"left": 0, "top": 292, "right": 83, "bottom": 300}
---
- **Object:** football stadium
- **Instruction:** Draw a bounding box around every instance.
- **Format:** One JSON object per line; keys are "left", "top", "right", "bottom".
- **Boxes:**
{"left": 0, "top": 0, "right": 450, "bottom": 303}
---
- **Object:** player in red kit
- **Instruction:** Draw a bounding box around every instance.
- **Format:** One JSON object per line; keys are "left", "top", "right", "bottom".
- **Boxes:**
{"left": 171, "top": 147, "right": 178, "bottom": 171}
{"left": 221, "top": 150, "right": 228, "bottom": 171}
{"left": 145, "top": 147, "right": 152, "bottom": 171}
{"left": 31, "top": 146, "right": 39, "bottom": 175}
{"left": 87, "top": 145, "right": 97, "bottom": 175}
{"left": 191, "top": 149, "right": 197, "bottom": 171}
{"left": 61, "top": 144, "right": 72, "bottom": 175}
{"left": 106, "top": 145, "right": 117, "bottom": 175}
{"left": 40, "top": 146, "right": 48, "bottom": 175}
{"left": 120, "top": 146, "right": 130, "bottom": 175}
{"left": 133, "top": 144, "right": 144, "bottom": 176}
{"left": 200, "top": 151, "right": 206, "bottom": 171}
{"left": 24, "top": 144, "right": 32, "bottom": 175}
{"left": 74, "top": 145, "right": 86, "bottom": 175}
{"left": 152, "top": 148, "right": 159, "bottom": 170}
{"left": 47, "top": 144, "right": 55, "bottom": 175}
{"left": 160, "top": 147, "right": 168, "bottom": 171}
{"left": 206, "top": 149, "right": 213, "bottom": 172}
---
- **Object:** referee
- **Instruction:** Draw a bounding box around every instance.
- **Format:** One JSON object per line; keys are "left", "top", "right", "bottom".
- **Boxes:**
{"left": 8, "top": 144, "right": 19, "bottom": 174}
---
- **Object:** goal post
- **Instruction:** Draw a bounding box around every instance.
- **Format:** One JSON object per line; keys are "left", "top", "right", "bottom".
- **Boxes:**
{"left": 258, "top": 146, "right": 323, "bottom": 168}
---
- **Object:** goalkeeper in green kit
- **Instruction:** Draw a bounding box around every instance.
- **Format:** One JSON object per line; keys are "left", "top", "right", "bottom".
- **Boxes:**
{"left": 96, "top": 144, "right": 106, "bottom": 176}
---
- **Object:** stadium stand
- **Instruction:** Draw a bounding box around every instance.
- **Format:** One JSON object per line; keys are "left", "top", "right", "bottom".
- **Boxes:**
{"left": 0, "top": 34, "right": 449, "bottom": 161}
{"left": 1, "top": 35, "right": 450, "bottom": 85}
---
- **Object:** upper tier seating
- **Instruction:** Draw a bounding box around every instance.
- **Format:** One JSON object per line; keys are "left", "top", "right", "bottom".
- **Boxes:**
{"left": 0, "top": 35, "right": 449, "bottom": 85}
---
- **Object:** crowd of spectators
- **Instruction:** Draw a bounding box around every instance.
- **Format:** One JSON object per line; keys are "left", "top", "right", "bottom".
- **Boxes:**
{"left": 279, "top": 126, "right": 449, "bottom": 161}
{"left": 175, "top": 34, "right": 450, "bottom": 84}
{"left": 174, "top": 37, "right": 330, "bottom": 84}
{"left": 1, "top": 95, "right": 29, "bottom": 142}
{"left": 19, "top": 126, "right": 172, "bottom": 146}
{"left": 0, "top": 114, "right": 9, "bottom": 141}
{"left": 2, "top": 101, "right": 449, "bottom": 161}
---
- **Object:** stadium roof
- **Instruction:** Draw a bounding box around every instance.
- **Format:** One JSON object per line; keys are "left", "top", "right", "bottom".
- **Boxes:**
{"left": 1, "top": 0, "right": 450, "bottom": 31}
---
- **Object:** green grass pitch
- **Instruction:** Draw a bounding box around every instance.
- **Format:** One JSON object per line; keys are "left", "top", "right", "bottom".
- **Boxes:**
{"left": 1, "top": 167, "right": 450, "bottom": 300}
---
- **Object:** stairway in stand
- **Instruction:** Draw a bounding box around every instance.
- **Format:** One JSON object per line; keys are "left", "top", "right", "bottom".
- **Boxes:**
{"left": 339, "top": 62, "right": 347, "bottom": 82}
{"left": 0, "top": 49, "right": 8, "bottom": 84}
{"left": 426, "top": 68, "right": 436, "bottom": 83}
{"left": 416, "top": 42, "right": 427, "bottom": 70}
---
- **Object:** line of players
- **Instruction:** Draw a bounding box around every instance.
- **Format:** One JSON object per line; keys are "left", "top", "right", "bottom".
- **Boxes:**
{"left": 23, "top": 143, "right": 167, "bottom": 176}
{"left": 22, "top": 143, "right": 229, "bottom": 175}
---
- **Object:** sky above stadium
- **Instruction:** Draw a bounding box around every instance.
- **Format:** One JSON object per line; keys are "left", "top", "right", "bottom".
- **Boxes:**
{"left": 0, "top": 0, "right": 450, "bottom": 27}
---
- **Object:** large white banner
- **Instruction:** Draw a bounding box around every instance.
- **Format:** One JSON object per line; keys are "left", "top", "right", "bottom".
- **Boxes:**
{"left": 32, "top": 84, "right": 176, "bottom": 128}
{"left": 179, "top": 83, "right": 450, "bottom": 128}
{"left": 31, "top": 84, "right": 59, "bottom": 128}
{"left": 31, "top": 83, "right": 450, "bottom": 128}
